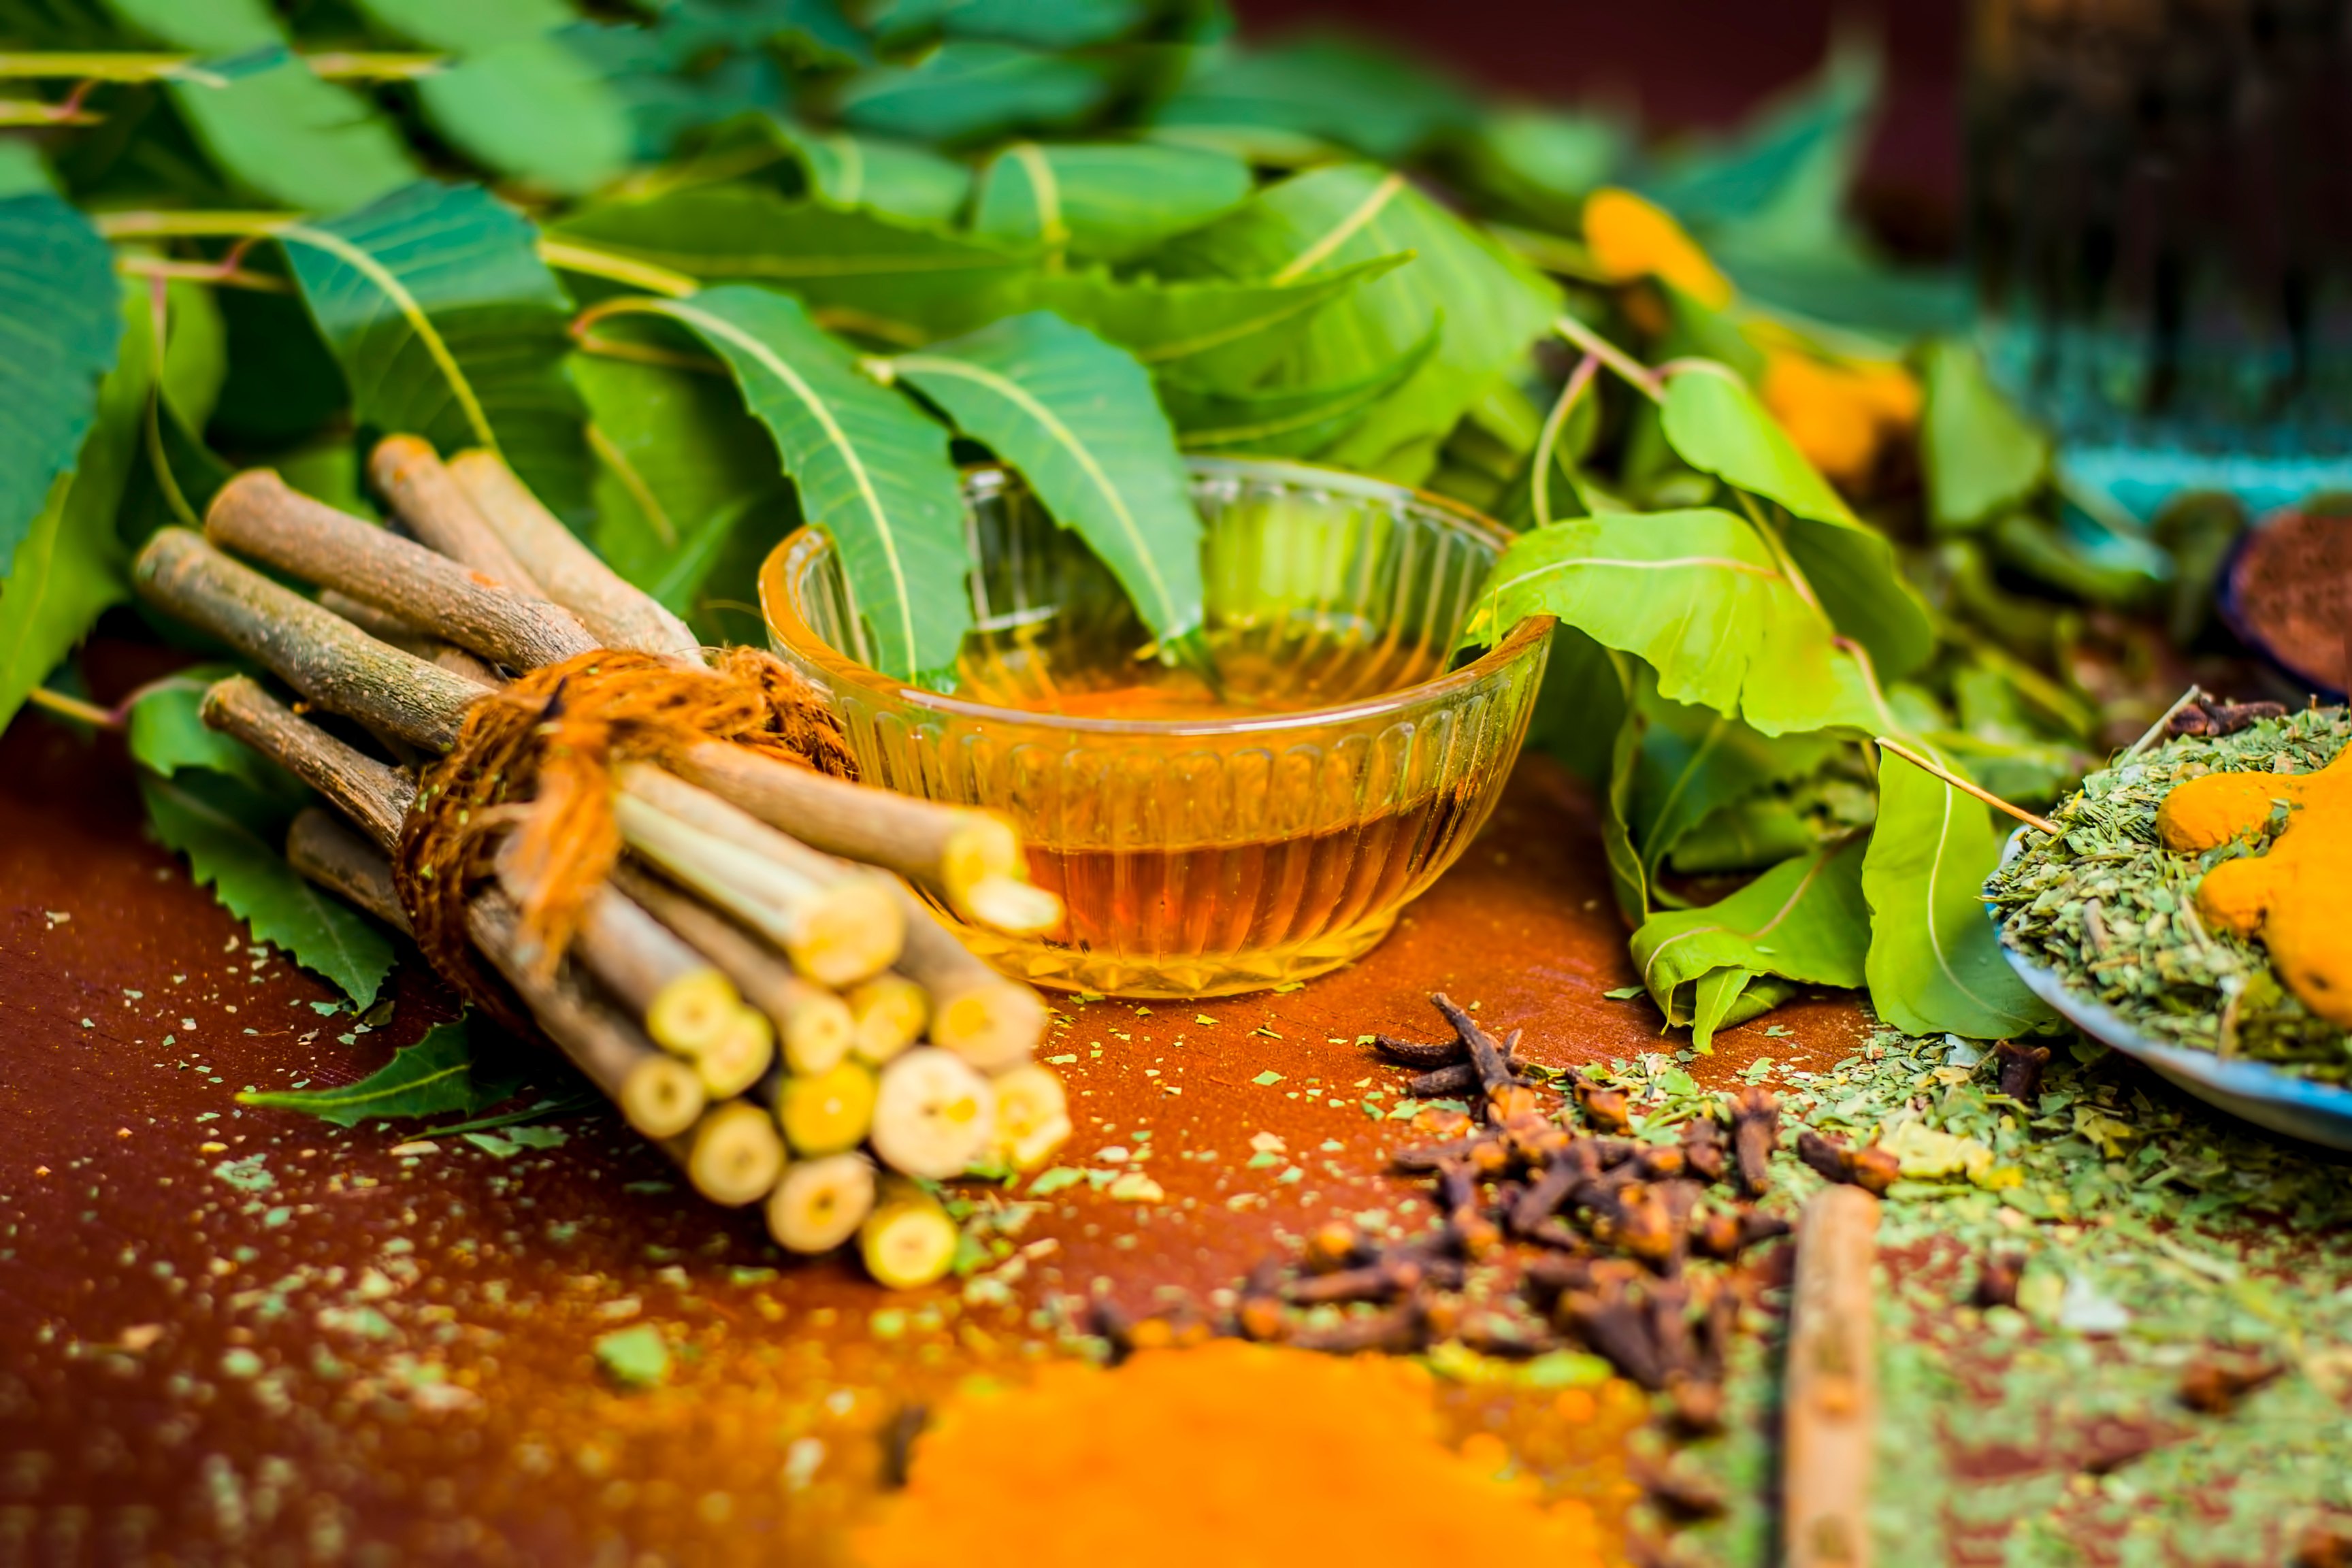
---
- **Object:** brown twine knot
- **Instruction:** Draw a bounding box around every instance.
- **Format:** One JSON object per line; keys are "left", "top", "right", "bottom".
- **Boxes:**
{"left": 391, "top": 647, "right": 854, "bottom": 1028}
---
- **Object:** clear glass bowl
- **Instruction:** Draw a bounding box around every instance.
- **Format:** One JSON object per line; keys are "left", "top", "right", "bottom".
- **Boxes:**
{"left": 761, "top": 455, "right": 1555, "bottom": 998}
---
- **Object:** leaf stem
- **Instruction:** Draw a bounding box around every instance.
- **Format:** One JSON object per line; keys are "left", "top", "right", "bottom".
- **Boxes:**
{"left": 1876, "top": 736, "right": 2062, "bottom": 836}
{"left": 1552, "top": 314, "right": 1663, "bottom": 404}
{"left": 25, "top": 686, "right": 120, "bottom": 730}
{"left": 1734, "top": 489, "right": 1827, "bottom": 619}
{"left": 537, "top": 240, "right": 698, "bottom": 301}
{"left": 0, "top": 50, "right": 442, "bottom": 82}
{"left": 95, "top": 210, "right": 295, "bottom": 240}
{"left": 116, "top": 253, "right": 290, "bottom": 293}
{"left": 1531, "top": 354, "right": 1598, "bottom": 530}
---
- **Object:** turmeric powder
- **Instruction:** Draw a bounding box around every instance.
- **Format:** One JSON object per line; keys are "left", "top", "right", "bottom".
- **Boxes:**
{"left": 853, "top": 1341, "right": 1610, "bottom": 1568}
{"left": 2159, "top": 751, "right": 2352, "bottom": 1027}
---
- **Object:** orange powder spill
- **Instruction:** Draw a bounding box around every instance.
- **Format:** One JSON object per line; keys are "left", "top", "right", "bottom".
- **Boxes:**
{"left": 853, "top": 1341, "right": 1607, "bottom": 1568}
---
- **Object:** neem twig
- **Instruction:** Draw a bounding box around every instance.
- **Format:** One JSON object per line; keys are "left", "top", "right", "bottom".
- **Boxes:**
{"left": 446, "top": 448, "right": 700, "bottom": 659}
{"left": 610, "top": 864, "right": 856, "bottom": 1077}
{"left": 671, "top": 739, "right": 1021, "bottom": 914}
{"left": 1874, "top": 736, "right": 2062, "bottom": 837}
{"left": 1784, "top": 1184, "right": 1880, "bottom": 1568}
{"left": 368, "top": 436, "right": 543, "bottom": 593}
{"left": 285, "top": 807, "right": 411, "bottom": 936}
{"left": 208, "top": 471, "right": 597, "bottom": 672}
{"left": 560, "top": 880, "right": 742, "bottom": 1060}
{"left": 139, "top": 529, "right": 478, "bottom": 751}
{"left": 887, "top": 883, "right": 1046, "bottom": 1074}
{"left": 660, "top": 1098, "right": 786, "bottom": 1207}
{"left": 201, "top": 674, "right": 416, "bottom": 847}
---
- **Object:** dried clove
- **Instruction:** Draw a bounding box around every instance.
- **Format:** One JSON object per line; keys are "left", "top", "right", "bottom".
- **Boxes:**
{"left": 1393, "top": 1133, "right": 1507, "bottom": 1175}
{"left": 1237, "top": 1258, "right": 1288, "bottom": 1342}
{"left": 1680, "top": 1114, "right": 1727, "bottom": 1183}
{"left": 1995, "top": 1039, "right": 2052, "bottom": 1105}
{"left": 1522, "top": 1251, "right": 1595, "bottom": 1309}
{"left": 1286, "top": 1258, "right": 1425, "bottom": 1307}
{"left": 1630, "top": 1452, "right": 1727, "bottom": 1521}
{"left": 1371, "top": 1032, "right": 1467, "bottom": 1068}
{"left": 1430, "top": 992, "right": 1518, "bottom": 1102}
{"left": 1973, "top": 1252, "right": 2025, "bottom": 1310}
{"left": 879, "top": 1402, "right": 929, "bottom": 1490}
{"left": 1653, "top": 1178, "right": 1702, "bottom": 1278}
{"left": 2296, "top": 1520, "right": 2352, "bottom": 1568}
{"left": 1797, "top": 1129, "right": 1900, "bottom": 1196}
{"left": 2178, "top": 1354, "right": 2285, "bottom": 1415}
{"left": 1304, "top": 1220, "right": 1373, "bottom": 1273}
{"left": 1407, "top": 1032, "right": 1522, "bottom": 1097}
{"left": 2167, "top": 699, "right": 2287, "bottom": 738}
{"left": 1509, "top": 1141, "right": 1599, "bottom": 1237}
{"left": 1727, "top": 1088, "right": 1780, "bottom": 1198}
{"left": 1562, "top": 1268, "right": 1666, "bottom": 1390}
{"left": 1573, "top": 1071, "right": 1634, "bottom": 1134}
{"left": 1289, "top": 1293, "right": 1439, "bottom": 1356}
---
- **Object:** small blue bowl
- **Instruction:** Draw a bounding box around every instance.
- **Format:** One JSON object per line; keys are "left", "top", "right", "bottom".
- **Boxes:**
{"left": 1992, "top": 828, "right": 2352, "bottom": 1152}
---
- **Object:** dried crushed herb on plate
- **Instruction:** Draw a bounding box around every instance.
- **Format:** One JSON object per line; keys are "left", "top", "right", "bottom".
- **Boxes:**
{"left": 1987, "top": 705, "right": 2352, "bottom": 1077}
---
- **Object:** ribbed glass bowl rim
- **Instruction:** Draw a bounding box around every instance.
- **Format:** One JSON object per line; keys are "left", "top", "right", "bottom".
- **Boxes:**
{"left": 759, "top": 453, "right": 1556, "bottom": 739}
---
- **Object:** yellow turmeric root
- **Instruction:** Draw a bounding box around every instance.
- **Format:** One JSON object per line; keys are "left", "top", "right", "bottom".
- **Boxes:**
{"left": 2158, "top": 751, "right": 2352, "bottom": 1026}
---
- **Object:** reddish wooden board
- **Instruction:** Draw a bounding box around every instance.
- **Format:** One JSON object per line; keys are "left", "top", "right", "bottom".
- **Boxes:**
{"left": 0, "top": 647, "right": 1871, "bottom": 1565}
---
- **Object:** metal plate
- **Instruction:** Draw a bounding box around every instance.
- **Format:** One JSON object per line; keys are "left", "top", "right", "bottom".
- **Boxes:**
{"left": 1991, "top": 828, "right": 2352, "bottom": 1150}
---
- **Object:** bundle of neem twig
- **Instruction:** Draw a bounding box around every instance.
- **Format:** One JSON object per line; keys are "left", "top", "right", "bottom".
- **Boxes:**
{"left": 133, "top": 434, "right": 1073, "bottom": 1290}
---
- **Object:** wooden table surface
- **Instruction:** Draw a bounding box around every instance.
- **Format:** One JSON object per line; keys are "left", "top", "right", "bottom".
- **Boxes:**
{"left": 0, "top": 641, "right": 1874, "bottom": 1565}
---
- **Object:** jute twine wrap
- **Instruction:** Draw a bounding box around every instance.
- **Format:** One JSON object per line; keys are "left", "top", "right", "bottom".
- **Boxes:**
{"left": 392, "top": 647, "right": 855, "bottom": 1027}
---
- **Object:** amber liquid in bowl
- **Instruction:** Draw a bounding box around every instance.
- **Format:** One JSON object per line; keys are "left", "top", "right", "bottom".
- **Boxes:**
{"left": 765, "top": 457, "right": 1553, "bottom": 998}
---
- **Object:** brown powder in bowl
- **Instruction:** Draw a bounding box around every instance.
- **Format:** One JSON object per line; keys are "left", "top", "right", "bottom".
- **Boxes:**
{"left": 2229, "top": 508, "right": 2352, "bottom": 693}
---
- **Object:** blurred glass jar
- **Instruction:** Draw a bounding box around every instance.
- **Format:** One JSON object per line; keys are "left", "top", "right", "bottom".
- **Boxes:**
{"left": 763, "top": 457, "right": 1554, "bottom": 999}
{"left": 1968, "top": 0, "right": 2352, "bottom": 506}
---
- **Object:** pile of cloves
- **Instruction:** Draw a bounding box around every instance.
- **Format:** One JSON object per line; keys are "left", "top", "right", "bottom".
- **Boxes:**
{"left": 1089, "top": 994, "right": 1823, "bottom": 1553}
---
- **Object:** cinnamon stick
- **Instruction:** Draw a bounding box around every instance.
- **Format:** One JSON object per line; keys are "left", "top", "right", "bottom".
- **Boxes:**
{"left": 368, "top": 436, "right": 542, "bottom": 593}
{"left": 447, "top": 448, "right": 700, "bottom": 659}
{"left": 1784, "top": 1184, "right": 1880, "bottom": 1568}
{"left": 208, "top": 470, "right": 598, "bottom": 672}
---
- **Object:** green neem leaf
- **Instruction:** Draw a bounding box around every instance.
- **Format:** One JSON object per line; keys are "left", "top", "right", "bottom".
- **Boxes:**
{"left": 906, "top": 0, "right": 1150, "bottom": 49}
{"left": 838, "top": 41, "right": 1109, "bottom": 144}
{"left": 1669, "top": 794, "right": 1822, "bottom": 876}
{"left": 239, "top": 1015, "right": 523, "bottom": 1126}
{"left": 1151, "top": 38, "right": 1475, "bottom": 163}
{"left": 1631, "top": 839, "right": 1869, "bottom": 1050}
{"left": 770, "top": 126, "right": 974, "bottom": 224}
{"left": 1629, "top": 684, "right": 1842, "bottom": 890}
{"left": 1022, "top": 252, "right": 1409, "bottom": 387}
{"left": 142, "top": 772, "right": 395, "bottom": 1008}
{"left": 1156, "top": 163, "right": 1560, "bottom": 484}
{"left": 574, "top": 340, "right": 790, "bottom": 619}
{"left": 1860, "top": 749, "right": 2057, "bottom": 1040}
{"left": 348, "top": 0, "right": 631, "bottom": 195}
{"left": 609, "top": 286, "right": 970, "bottom": 679}
{"left": 0, "top": 276, "right": 146, "bottom": 736}
{"left": 1156, "top": 323, "right": 1437, "bottom": 457}
{"left": 1465, "top": 509, "right": 1886, "bottom": 738}
{"left": 1659, "top": 367, "right": 1935, "bottom": 680}
{"left": 1921, "top": 338, "right": 2051, "bottom": 532}
{"left": 554, "top": 186, "right": 1036, "bottom": 340}
{"left": 279, "top": 181, "right": 590, "bottom": 522}
{"left": 970, "top": 141, "right": 1252, "bottom": 262}
{"left": 0, "top": 194, "right": 122, "bottom": 575}
{"left": 1456, "top": 107, "right": 1627, "bottom": 229}
{"left": 1635, "top": 38, "right": 1876, "bottom": 236}
{"left": 894, "top": 311, "right": 1203, "bottom": 646}
{"left": 417, "top": 42, "right": 636, "bottom": 197}
{"left": 127, "top": 665, "right": 300, "bottom": 800}
{"left": 163, "top": 50, "right": 421, "bottom": 214}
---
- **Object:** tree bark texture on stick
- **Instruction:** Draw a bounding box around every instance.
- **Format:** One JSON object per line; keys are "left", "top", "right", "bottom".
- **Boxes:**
{"left": 448, "top": 448, "right": 700, "bottom": 659}
{"left": 201, "top": 674, "right": 418, "bottom": 848}
{"left": 368, "top": 436, "right": 543, "bottom": 594}
{"left": 139, "top": 529, "right": 477, "bottom": 751}
{"left": 286, "top": 807, "right": 411, "bottom": 935}
{"left": 210, "top": 471, "right": 598, "bottom": 672}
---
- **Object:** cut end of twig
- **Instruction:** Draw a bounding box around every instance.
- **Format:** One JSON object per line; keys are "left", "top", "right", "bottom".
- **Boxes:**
{"left": 767, "top": 1152, "right": 876, "bottom": 1254}
{"left": 680, "top": 1100, "right": 786, "bottom": 1207}
{"left": 619, "top": 1054, "right": 706, "bottom": 1140}
{"left": 960, "top": 875, "right": 1063, "bottom": 936}
{"left": 789, "top": 878, "right": 907, "bottom": 990}
{"left": 644, "top": 968, "right": 740, "bottom": 1058}
{"left": 932, "top": 979, "right": 1049, "bottom": 1076}
{"left": 778, "top": 989, "right": 857, "bottom": 1077}
{"left": 847, "top": 974, "right": 930, "bottom": 1068}
{"left": 691, "top": 1006, "right": 774, "bottom": 1099}
{"left": 860, "top": 1179, "right": 959, "bottom": 1289}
